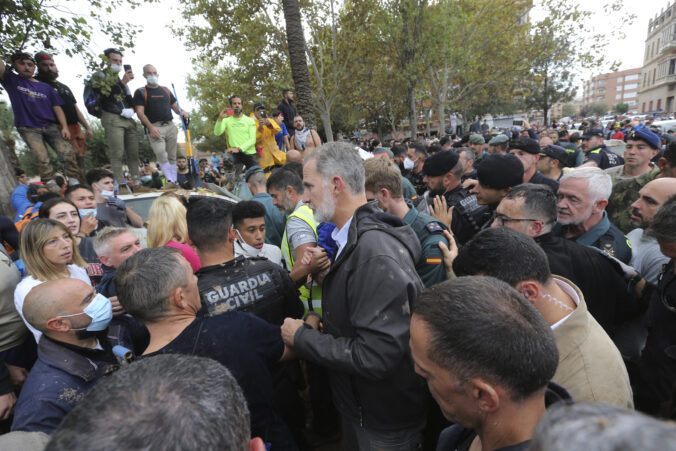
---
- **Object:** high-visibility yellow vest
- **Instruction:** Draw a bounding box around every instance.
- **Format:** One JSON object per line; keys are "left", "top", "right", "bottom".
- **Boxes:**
{"left": 281, "top": 204, "right": 323, "bottom": 315}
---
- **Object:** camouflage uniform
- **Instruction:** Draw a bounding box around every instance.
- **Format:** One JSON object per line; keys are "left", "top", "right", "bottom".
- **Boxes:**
{"left": 607, "top": 168, "right": 660, "bottom": 234}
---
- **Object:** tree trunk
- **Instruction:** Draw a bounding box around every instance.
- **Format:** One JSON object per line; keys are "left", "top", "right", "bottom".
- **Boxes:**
{"left": 425, "top": 109, "right": 431, "bottom": 137}
{"left": 438, "top": 102, "right": 446, "bottom": 136}
{"left": 0, "top": 139, "right": 17, "bottom": 218}
{"left": 319, "top": 110, "right": 334, "bottom": 142}
{"left": 282, "top": 0, "right": 316, "bottom": 129}
{"left": 408, "top": 87, "right": 417, "bottom": 138}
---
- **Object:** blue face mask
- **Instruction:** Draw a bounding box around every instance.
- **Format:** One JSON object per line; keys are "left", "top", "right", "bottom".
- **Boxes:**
{"left": 78, "top": 208, "right": 97, "bottom": 218}
{"left": 59, "top": 293, "right": 113, "bottom": 331}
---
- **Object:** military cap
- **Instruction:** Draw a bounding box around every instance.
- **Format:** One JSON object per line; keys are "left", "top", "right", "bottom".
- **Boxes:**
{"left": 373, "top": 147, "right": 394, "bottom": 159}
{"left": 540, "top": 144, "right": 568, "bottom": 163}
{"left": 509, "top": 137, "right": 540, "bottom": 154}
{"left": 477, "top": 154, "right": 523, "bottom": 189}
{"left": 469, "top": 134, "right": 485, "bottom": 144}
{"left": 244, "top": 165, "right": 264, "bottom": 182}
{"left": 488, "top": 134, "right": 509, "bottom": 146}
{"left": 423, "top": 150, "right": 460, "bottom": 176}
{"left": 581, "top": 128, "right": 604, "bottom": 139}
{"left": 626, "top": 127, "right": 661, "bottom": 149}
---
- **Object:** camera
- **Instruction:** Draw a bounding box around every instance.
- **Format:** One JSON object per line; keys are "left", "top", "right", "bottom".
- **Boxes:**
{"left": 260, "top": 110, "right": 267, "bottom": 118}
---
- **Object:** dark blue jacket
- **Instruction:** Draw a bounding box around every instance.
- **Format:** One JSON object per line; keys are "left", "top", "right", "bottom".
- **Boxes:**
{"left": 95, "top": 264, "right": 117, "bottom": 298}
{"left": 11, "top": 317, "right": 145, "bottom": 435}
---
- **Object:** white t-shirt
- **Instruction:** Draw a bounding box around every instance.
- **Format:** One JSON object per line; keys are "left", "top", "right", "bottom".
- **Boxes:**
{"left": 14, "top": 265, "right": 91, "bottom": 344}
{"left": 234, "top": 240, "right": 283, "bottom": 267}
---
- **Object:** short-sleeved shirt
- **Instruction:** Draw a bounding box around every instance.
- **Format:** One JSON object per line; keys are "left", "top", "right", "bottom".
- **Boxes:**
{"left": 275, "top": 122, "right": 289, "bottom": 150}
{"left": 78, "top": 237, "right": 103, "bottom": 286}
{"left": 36, "top": 78, "right": 79, "bottom": 125}
{"left": 286, "top": 209, "right": 317, "bottom": 262}
{"left": 132, "top": 86, "right": 176, "bottom": 123}
{"left": 142, "top": 314, "right": 283, "bottom": 439}
{"left": 0, "top": 70, "right": 62, "bottom": 128}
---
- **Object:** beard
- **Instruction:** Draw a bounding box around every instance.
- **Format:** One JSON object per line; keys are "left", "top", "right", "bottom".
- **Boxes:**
{"left": 558, "top": 203, "right": 593, "bottom": 226}
{"left": 428, "top": 180, "right": 445, "bottom": 197}
{"left": 313, "top": 186, "right": 336, "bottom": 223}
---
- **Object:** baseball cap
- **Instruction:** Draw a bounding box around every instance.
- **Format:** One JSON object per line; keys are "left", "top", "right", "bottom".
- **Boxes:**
{"left": 581, "top": 128, "right": 604, "bottom": 139}
{"left": 34, "top": 51, "right": 53, "bottom": 62}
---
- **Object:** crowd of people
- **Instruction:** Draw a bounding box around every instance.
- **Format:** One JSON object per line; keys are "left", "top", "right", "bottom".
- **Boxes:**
{"left": 1, "top": 48, "right": 676, "bottom": 450}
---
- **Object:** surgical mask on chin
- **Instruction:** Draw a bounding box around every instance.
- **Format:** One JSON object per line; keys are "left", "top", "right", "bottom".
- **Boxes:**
{"left": 100, "top": 189, "right": 115, "bottom": 200}
{"left": 79, "top": 208, "right": 97, "bottom": 218}
{"left": 403, "top": 157, "right": 415, "bottom": 170}
{"left": 235, "top": 230, "right": 262, "bottom": 257}
{"left": 59, "top": 293, "right": 113, "bottom": 332}
{"left": 146, "top": 76, "right": 159, "bottom": 85}
{"left": 110, "top": 63, "right": 123, "bottom": 73}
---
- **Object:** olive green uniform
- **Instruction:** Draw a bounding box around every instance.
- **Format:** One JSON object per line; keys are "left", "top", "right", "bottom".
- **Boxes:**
{"left": 607, "top": 168, "right": 660, "bottom": 234}
{"left": 403, "top": 205, "right": 449, "bottom": 287}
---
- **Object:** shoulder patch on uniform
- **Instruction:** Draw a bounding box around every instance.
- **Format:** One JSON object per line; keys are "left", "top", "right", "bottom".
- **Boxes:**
{"left": 426, "top": 257, "right": 442, "bottom": 264}
{"left": 425, "top": 222, "right": 444, "bottom": 233}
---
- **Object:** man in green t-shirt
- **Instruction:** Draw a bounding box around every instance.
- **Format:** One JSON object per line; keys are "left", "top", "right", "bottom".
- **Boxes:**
{"left": 214, "top": 95, "right": 257, "bottom": 169}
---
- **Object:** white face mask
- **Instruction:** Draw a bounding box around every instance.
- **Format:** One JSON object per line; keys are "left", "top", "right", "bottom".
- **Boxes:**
{"left": 235, "top": 230, "right": 262, "bottom": 257}
{"left": 110, "top": 63, "right": 123, "bottom": 73}
{"left": 403, "top": 157, "right": 415, "bottom": 170}
{"left": 100, "top": 189, "right": 115, "bottom": 200}
{"left": 146, "top": 75, "right": 159, "bottom": 85}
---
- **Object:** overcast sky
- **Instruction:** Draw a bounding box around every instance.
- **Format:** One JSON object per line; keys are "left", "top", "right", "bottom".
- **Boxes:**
{"left": 1, "top": 0, "right": 672, "bottom": 122}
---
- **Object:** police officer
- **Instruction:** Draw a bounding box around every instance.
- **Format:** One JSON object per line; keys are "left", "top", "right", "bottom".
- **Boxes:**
{"left": 580, "top": 128, "right": 624, "bottom": 169}
{"left": 508, "top": 137, "right": 559, "bottom": 192}
{"left": 364, "top": 157, "right": 449, "bottom": 287}
{"left": 470, "top": 153, "right": 524, "bottom": 229}
{"left": 537, "top": 144, "right": 568, "bottom": 182}
{"left": 422, "top": 150, "right": 492, "bottom": 244}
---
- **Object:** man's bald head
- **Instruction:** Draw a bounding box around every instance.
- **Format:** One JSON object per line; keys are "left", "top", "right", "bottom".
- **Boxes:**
{"left": 631, "top": 177, "right": 676, "bottom": 228}
{"left": 287, "top": 148, "right": 302, "bottom": 163}
{"left": 23, "top": 279, "right": 94, "bottom": 334}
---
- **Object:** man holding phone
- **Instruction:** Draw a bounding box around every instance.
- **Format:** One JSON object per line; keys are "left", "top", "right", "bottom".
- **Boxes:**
{"left": 91, "top": 48, "right": 140, "bottom": 194}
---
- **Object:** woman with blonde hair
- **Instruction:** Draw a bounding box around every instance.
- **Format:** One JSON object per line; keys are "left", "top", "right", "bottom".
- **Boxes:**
{"left": 14, "top": 219, "right": 91, "bottom": 343}
{"left": 147, "top": 195, "right": 201, "bottom": 272}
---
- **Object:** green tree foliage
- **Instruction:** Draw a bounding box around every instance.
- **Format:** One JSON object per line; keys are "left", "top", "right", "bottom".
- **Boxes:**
{"left": 588, "top": 103, "right": 609, "bottom": 117}
{"left": 0, "top": 0, "right": 153, "bottom": 67}
{"left": 614, "top": 102, "right": 629, "bottom": 114}
{"left": 562, "top": 102, "right": 577, "bottom": 118}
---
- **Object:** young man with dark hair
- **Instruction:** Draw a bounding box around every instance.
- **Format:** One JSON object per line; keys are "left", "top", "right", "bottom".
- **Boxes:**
{"left": 0, "top": 53, "right": 80, "bottom": 183}
{"left": 231, "top": 200, "right": 283, "bottom": 266}
{"left": 404, "top": 142, "right": 428, "bottom": 195}
{"left": 186, "top": 197, "right": 303, "bottom": 323}
{"left": 85, "top": 169, "right": 142, "bottom": 228}
{"left": 411, "top": 276, "right": 561, "bottom": 451}
{"left": 451, "top": 228, "right": 633, "bottom": 408}
{"left": 246, "top": 166, "right": 285, "bottom": 247}
{"left": 277, "top": 89, "right": 296, "bottom": 138}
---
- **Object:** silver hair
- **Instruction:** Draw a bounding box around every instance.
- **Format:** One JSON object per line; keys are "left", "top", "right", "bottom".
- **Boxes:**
{"left": 530, "top": 402, "right": 676, "bottom": 451}
{"left": 92, "top": 226, "right": 134, "bottom": 258}
{"left": 304, "top": 142, "right": 365, "bottom": 194}
{"left": 459, "top": 148, "right": 475, "bottom": 162}
{"left": 559, "top": 166, "right": 612, "bottom": 202}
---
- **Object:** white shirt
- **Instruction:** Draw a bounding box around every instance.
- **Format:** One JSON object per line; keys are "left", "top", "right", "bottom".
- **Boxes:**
{"left": 234, "top": 240, "right": 283, "bottom": 267}
{"left": 550, "top": 278, "right": 581, "bottom": 330}
{"left": 14, "top": 265, "right": 92, "bottom": 344}
{"left": 331, "top": 216, "right": 353, "bottom": 260}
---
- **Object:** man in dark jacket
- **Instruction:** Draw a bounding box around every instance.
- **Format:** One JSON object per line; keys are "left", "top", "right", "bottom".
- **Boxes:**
{"left": 281, "top": 143, "right": 428, "bottom": 450}
{"left": 11, "top": 279, "right": 126, "bottom": 434}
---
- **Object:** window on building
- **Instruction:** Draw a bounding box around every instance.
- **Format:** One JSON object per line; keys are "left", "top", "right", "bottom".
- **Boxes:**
{"left": 624, "top": 83, "right": 639, "bottom": 90}
{"left": 597, "top": 79, "right": 606, "bottom": 85}
{"left": 643, "top": 102, "right": 646, "bottom": 113}
{"left": 626, "top": 73, "right": 640, "bottom": 81}
{"left": 628, "top": 100, "right": 637, "bottom": 106}
{"left": 654, "top": 68, "right": 657, "bottom": 84}
{"left": 617, "top": 76, "right": 623, "bottom": 83}
{"left": 623, "top": 92, "right": 637, "bottom": 99}
{"left": 597, "top": 88, "right": 605, "bottom": 94}
{"left": 658, "top": 99, "right": 662, "bottom": 110}
{"left": 615, "top": 94, "right": 622, "bottom": 100}
{"left": 650, "top": 100, "right": 654, "bottom": 111}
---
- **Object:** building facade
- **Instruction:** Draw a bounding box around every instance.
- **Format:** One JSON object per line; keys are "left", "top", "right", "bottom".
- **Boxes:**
{"left": 639, "top": 3, "right": 676, "bottom": 114}
{"left": 582, "top": 68, "right": 642, "bottom": 113}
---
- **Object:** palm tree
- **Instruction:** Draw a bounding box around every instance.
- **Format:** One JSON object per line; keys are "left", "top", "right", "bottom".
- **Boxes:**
{"left": 282, "top": 0, "right": 317, "bottom": 129}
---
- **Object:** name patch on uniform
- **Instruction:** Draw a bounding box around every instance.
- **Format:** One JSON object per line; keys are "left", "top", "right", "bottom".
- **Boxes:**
{"left": 202, "top": 273, "right": 274, "bottom": 315}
